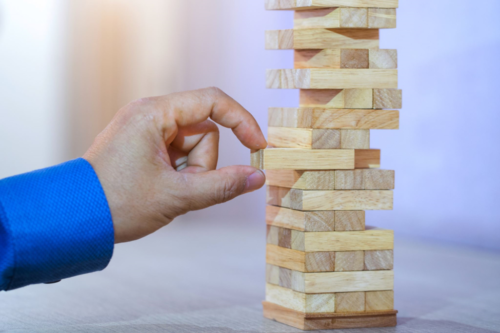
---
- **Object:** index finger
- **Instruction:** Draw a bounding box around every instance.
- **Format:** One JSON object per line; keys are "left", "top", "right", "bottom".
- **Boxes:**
{"left": 152, "top": 87, "right": 267, "bottom": 150}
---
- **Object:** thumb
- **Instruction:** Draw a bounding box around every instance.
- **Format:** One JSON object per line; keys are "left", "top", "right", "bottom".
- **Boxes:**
{"left": 184, "top": 165, "right": 266, "bottom": 211}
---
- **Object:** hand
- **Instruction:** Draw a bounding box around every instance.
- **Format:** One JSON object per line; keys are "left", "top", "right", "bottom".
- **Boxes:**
{"left": 83, "top": 88, "right": 267, "bottom": 243}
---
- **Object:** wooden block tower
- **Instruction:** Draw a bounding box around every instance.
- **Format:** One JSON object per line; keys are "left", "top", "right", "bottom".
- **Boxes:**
{"left": 252, "top": 0, "right": 401, "bottom": 330}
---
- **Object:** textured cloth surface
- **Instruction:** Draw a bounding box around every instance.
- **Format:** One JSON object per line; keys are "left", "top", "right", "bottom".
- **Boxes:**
{"left": 0, "top": 158, "right": 114, "bottom": 291}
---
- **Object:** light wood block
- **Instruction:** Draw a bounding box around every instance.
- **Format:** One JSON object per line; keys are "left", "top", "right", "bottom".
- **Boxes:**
{"left": 366, "top": 291, "right": 394, "bottom": 311}
{"left": 335, "top": 251, "right": 365, "bottom": 271}
{"left": 335, "top": 211, "right": 365, "bottom": 231}
{"left": 335, "top": 292, "right": 366, "bottom": 312}
{"left": 267, "top": 186, "right": 393, "bottom": 211}
{"left": 355, "top": 149, "right": 380, "bottom": 168}
{"left": 256, "top": 148, "right": 372, "bottom": 170}
{"left": 373, "top": 89, "right": 402, "bottom": 109}
{"left": 295, "top": 49, "right": 341, "bottom": 69}
{"left": 266, "top": 283, "right": 336, "bottom": 313}
{"left": 368, "top": 8, "right": 396, "bottom": 28}
{"left": 303, "top": 270, "right": 394, "bottom": 293}
{"left": 266, "top": 206, "right": 336, "bottom": 232}
{"left": 266, "top": 263, "right": 280, "bottom": 286}
{"left": 267, "top": 225, "right": 279, "bottom": 246}
{"left": 250, "top": 149, "right": 264, "bottom": 169}
{"left": 268, "top": 127, "right": 370, "bottom": 149}
{"left": 364, "top": 250, "right": 394, "bottom": 270}
{"left": 369, "top": 49, "right": 397, "bottom": 69}
{"left": 269, "top": 108, "right": 399, "bottom": 130}
{"left": 340, "top": 49, "right": 369, "bottom": 68}
{"left": 305, "top": 252, "right": 336, "bottom": 272}
{"left": 294, "top": 8, "right": 340, "bottom": 30}
{"left": 266, "top": 226, "right": 394, "bottom": 252}
{"left": 267, "top": 244, "right": 306, "bottom": 272}
{"left": 340, "top": 8, "right": 368, "bottom": 28}
{"left": 266, "top": 29, "right": 379, "bottom": 50}
{"left": 266, "top": 69, "right": 397, "bottom": 89}
{"left": 300, "top": 88, "right": 401, "bottom": 109}
{"left": 266, "top": 170, "right": 336, "bottom": 190}
{"left": 263, "top": 301, "right": 398, "bottom": 330}
{"left": 266, "top": 0, "right": 399, "bottom": 10}
{"left": 335, "top": 169, "right": 395, "bottom": 190}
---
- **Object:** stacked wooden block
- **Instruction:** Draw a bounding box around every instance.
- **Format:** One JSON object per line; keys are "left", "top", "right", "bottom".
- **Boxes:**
{"left": 253, "top": 0, "right": 401, "bottom": 330}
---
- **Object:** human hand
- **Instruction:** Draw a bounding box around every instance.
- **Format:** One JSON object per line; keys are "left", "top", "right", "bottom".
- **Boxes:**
{"left": 83, "top": 88, "right": 267, "bottom": 243}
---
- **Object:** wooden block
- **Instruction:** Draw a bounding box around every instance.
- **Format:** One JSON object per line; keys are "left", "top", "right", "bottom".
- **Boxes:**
{"left": 340, "top": 49, "right": 369, "bottom": 68}
{"left": 266, "top": 264, "right": 280, "bottom": 285}
{"left": 335, "top": 292, "right": 366, "bottom": 313}
{"left": 292, "top": 230, "right": 305, "bottom": 251}
{"left": 335, "top": 169, "right": 394, "bottom": 190}
{"left": 266, "top": 69, "right": 281, "bottom": 89}
{"left": 303, "top": 270, "right": 394, "bottom": 293}
{"left": 265, "top": 0, "right": 399, "bottom": 10}
{"left": 268, "top": 127, "right": 315, "bottom": 149}
{"left": 279, "top": 267, "right": 293, "bottom": 289}
{"left": 305, "top": 252, "right": 336, "bottom": 272}
{"left": 366, "top": 291, "right": 394, "bottom": 311}
{"left": 373, "top": 89, "right": 402, "bottom": 109}
{"left": 335, "top": 211, "right": 365, "bottom": 231}
{"left": 355, "top": 149, "right": 380, "bottom": 168}
{"left": 267, "top": 244, "right": 306, "bottom": 272}
{"left": 340, "top": 129, "right": 370, "bottom": 149}
{"left": 300, "top": 89, "right": 345, "bottom": 108}
{"left": 260, "top": 148, "right": 356, "bottom": 170}
{"left": 267, "top": 69, "right": 397, "bottom": 89}
{"left": 335, "top": 251, "right": 365, "bottom": 271}
{"left": 295, "top": 49, "right": 341, "bottom": 69}
{"left": 369, "top": 49, "right": 397, "bottom": 69}
{"left": 294, "top": 8, "right": 340, "bottom": 30}
{"left": 250, "top": 149, "right": 264, "bottom": 169}
{"left": 266, "top": 170, "right": 336, "bottom": 190}
{"left": 267, "top": 186, "right": 393, "bottom": 211}
{"left": 266, "top": 205, "right": 336, "bottom": 232}
{"left": 345, "top": 89, "right": 373, "bottom": 108}
{"left": 270, "top": 108, "right": 399, "bottom": 130}
{"left": 279, "top": 227, "right": 292, "bottom": 249}
{"left": 266, "top": 283, "right": 336, "bottom": 313}
{"left": 364, "top": 250, "right": 394, "bottom": 270}
{"left": 266, "top": 29, "right": 379, "bottom": 50}
{"left": 304, "top": 229, "right": 394, "bottom": 252}
{"left": 340, "top": 8, "right": 368, "bottom": 28}
{"left": 368, "top": 8, "right": 396, "bottom": 29}
{"left": 267, "top": 225, "right": 280, "bottom": 246}
{"left": 263, "top": 301, "right": 398, "bottom": 330}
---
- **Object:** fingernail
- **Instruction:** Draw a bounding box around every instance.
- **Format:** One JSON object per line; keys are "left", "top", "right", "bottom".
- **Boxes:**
{"left": 244, "top": 170, "right": 265, "bottom": 193}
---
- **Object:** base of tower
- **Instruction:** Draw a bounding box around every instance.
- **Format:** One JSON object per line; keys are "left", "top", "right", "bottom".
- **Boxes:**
{"left": 263, "top": 301, "right": 398, "bottom": 331}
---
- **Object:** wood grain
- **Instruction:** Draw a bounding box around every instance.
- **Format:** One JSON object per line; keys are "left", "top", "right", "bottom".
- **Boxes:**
{"left": 295, "top": 49, "right": 341, "bottom": 69}
{"left": 259, "top": 148, "right": 357, "bottom": 170}
{"left": 364, "top": 250, "right": 394, "bottom": 270}
{"left": 303, "top": 270, "right": 394, "bottom": 293}
{"left": 335, "top": 169, "right": 395, "bottom": 190}
{"left": 335, "top": 251, "right": 365, "bottom": 271}
{"left": 304, "top": 229, "right": 394, "bottom": 251}
{"left": 266, "top": 205, "right": 336, "bottom": 232}
{"left": 355, "top": 149, "right": 381, "bottom": 168}
{"left": 263, "top": 301, "right": 398, "bottom": 330}
{"left": 373, "top": 88, "right": 402, "bottom": 109}
{"left": 267, "top": 244, "right": 306, "bottom": 272}
{"left": 369, "top": 49, "right": 397, "bottom": 69}
{"left": 268, "top": 127, "right": 369, "bottom": 149}
{"left": 266, "top": 170, "right": 336, "bottom": 190}
{"left": 335, "top": 292, "right": 366, "bottom": 312}
{"left": 340, "top": 8, "right": 368, "bottom": 28}
{"left": 294, "top": 8, "right": 340, "bottom": 30}
{"left": 368, "top": 8, "right": 396, "bottom": 28}
{"left": 300, "top": 89, "right": 345, "bottom": 108}
{"left": 305, "top": 252, "right": 336, "bottom": 272}
{"left": 250, "top": 149, "right": 264, "bottom": 169}
{"left": 266, "top": 0, "right": 399, "bottom": 10}
{"left": 340, "top": 49, "right": 369, "bottom": 68}
{"left": 266, "top": 283, "right": 336, "bottom": 313}
{"left": 267, "top": 69, "right": 398, "bottom": 89}
{"left": 300, "top": 88, "right": 401, "bottom": 109}
{"left": 344, "top": 88, "right": 373, "bottom": 108}
{"left": 366, "top": 291, "right": 394, "bottom": 311}
{"left": 335, "top": 211, "right": 365, "bottom": 231}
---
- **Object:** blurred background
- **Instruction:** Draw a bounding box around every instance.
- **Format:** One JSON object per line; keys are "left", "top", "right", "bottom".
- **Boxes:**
{"left": 1, "top": 0, "right": 499, "bottom": 250}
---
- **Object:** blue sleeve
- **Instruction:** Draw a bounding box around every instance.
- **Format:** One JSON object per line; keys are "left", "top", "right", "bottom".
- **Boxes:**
{"left": 0, "top": 158, "right": 114, "bottom": 291}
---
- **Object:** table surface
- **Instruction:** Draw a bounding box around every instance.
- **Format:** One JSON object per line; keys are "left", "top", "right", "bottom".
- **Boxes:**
{"left": 1, "top": 219, "right": 500, "bottom": 333}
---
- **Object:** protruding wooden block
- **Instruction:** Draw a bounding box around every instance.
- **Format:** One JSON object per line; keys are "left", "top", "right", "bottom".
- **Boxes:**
{"left": 266, "top": 69, "right": 397, "bottom": 89}
{"left": 305, "top": 252, "right": 336, "bottom": 272}
{"left": 340, "top": 49, "right": 369, "bottom": 68}
{"left": 266, "top": 283, "right": 336, "bottom": 314}
{"left": 366, "top": 291, "right": 394, "bottom": 311}
{"left": 368, "top": 8, "right": 396, "bottom": 29}
{"left": 267, "top": 186, "right": 393, "bottom": 211}
{"left": 266, "top": 29, "right": 379, "bottom": 50}
{"left": 373, "top": 89, "right": 402, "bottom": 109}
{"left": 263, "top": 301, "right": 398, "bottom": 330}
{"left": 256, "top": 148, "right": 357, "bottom": 170}
{"left": 250, "top": 149, "right": 264, "bottom": 169}
{"left": 335, "top": 251, "right": 365, "bottom": 271}
{"left": 294, "top": 8, "right": 340, "bottom": 30}
{"left": 364, "top": 250, "right": 394, "bottom": 270}
{"left": 335, "top": 211, "right": 365, "bottom": 231}
{"left": 345, "top": 88, "right": 373, "bottom": 108}
{"left": 267, "top": 244, "right": 306, "bottom": 272}
{"left": 268, "top": 107, "right": 313, "bottom": 128}
{"left": 335, "top": 169, "right": 395, "bottom": 190}
{"left": 355, "top": 149, "right": 381, "bottom": 168}
{"left": 265, "top": 0, "right": 399, "bottom": 10}
{"left": 335, "top": 292, "right": 366, "bottom": 313}
{"left": 369, "top": 49, "right": 397, "bottom": 69}
{"left": 340, "top": 8, "right": 368, "bottom": 28}
{"left": 266, "top": 206, "right": 336, "bottom": 232}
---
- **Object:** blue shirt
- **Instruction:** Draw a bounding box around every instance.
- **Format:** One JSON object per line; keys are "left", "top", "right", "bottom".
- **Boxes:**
{"left": 0, "top": 158, "right": 114, "bottom": 291}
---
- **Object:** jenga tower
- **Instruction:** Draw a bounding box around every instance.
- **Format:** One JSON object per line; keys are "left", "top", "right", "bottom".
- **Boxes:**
{"left": 252, "top": 0, "right": 401, "bottom": 330}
